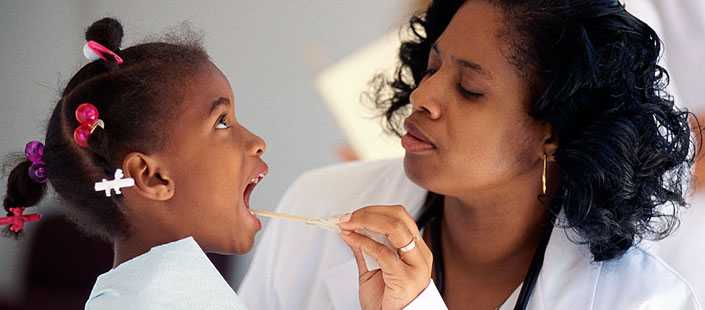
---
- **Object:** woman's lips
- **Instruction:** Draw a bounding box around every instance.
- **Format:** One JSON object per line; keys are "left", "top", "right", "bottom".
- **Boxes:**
{"left": 402, "top": 122, "right": 436, "bottom": 153}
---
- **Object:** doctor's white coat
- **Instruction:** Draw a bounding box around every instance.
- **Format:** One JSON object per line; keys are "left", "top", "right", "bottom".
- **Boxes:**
{"left": 240, "top": 159, "right": 702, "bottom": 309}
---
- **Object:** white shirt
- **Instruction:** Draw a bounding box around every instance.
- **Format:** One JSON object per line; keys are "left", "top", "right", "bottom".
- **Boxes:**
{"left": 650, "top": 192, "right": 705, "bottom": 305}
{"left": 86, "top": 237, "right": 247, "bottom": 310}
{"left": 239, "top": 159, "right": 702, "bottom": 309}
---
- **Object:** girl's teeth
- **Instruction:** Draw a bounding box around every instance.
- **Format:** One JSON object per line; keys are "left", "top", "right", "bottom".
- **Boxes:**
{"left": 249, "top": 173, "right": 266, "bottom": 185}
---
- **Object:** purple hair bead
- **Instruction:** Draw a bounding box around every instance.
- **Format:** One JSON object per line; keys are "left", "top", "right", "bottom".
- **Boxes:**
{"left": 28, "top": 164, "right": 47, "bottom": 183}
{"left": 24, "top": 141, "right": 44, "bottom": 164}
{"left": 24, "top": 140, "right": 47, "bottom": 183}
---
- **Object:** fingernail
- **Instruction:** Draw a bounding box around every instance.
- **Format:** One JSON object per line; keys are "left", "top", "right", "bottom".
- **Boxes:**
{"left": 337, "top": 213, "right": 352, "bottom": 223}
{"left": 340, "top": 230, "right": 352, "bottom": 236}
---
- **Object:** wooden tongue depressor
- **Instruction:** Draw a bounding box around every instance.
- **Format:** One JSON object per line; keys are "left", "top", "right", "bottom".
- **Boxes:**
{"left": 250, "top": 209, "right": 340, "bottom": 232}
{"left": 250, "top": 209, "right": 392, "bottom": 271}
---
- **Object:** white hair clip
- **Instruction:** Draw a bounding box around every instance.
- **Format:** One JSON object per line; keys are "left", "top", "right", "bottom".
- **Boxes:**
{"left": 82, "top": 40, "right": 124, "bottom": 64}
{"left": 83, "top": 42, "right": 101, "bottom": 61}
{"left": 94, "top": 169, "right": 135, "bottom": 197}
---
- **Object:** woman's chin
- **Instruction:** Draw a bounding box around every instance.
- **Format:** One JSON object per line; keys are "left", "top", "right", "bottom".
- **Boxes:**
{"left": 404, "top": 156, "right": 455, "bottom": 197}
{"left": 404, "top": 156, "right": 434, "bottom": 187}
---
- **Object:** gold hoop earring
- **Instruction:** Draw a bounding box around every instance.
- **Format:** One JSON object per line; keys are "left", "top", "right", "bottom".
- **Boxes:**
{"left": 542, "top": 153, "right": 548, "bottom": 195}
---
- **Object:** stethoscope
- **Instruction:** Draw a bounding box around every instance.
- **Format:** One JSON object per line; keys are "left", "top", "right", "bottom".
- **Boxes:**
{"left": 416, "top": 192, "right": 554, "bottom": 310}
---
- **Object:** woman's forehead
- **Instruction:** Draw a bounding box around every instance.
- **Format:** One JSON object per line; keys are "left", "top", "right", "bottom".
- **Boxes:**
{"left": 436, "top": 2, "right": 508, "bottom": 69}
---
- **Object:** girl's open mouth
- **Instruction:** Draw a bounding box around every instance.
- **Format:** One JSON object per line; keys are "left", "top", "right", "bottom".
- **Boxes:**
{"left": 243, "top": 170, "right": 266, "bottom": 231}
{"left": 243, "top": 173, "right": 266, "bottom": 209}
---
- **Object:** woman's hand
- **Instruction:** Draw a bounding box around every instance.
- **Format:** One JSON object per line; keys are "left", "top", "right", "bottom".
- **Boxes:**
{"left": 338, "top": 205, "right": 433, "bottom": 310}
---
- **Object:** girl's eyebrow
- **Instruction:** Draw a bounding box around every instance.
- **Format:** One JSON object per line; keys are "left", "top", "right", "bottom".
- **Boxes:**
{"left": 207, "top": 97, "right": 230, "bottom": 116}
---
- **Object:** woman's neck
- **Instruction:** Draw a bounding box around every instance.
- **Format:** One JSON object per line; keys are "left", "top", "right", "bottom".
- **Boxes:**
{"left": 441, "top": 191, "right": 547, "bottom": 269}
{"left": 436, "top": 172, "right": 551, "bottom": 308}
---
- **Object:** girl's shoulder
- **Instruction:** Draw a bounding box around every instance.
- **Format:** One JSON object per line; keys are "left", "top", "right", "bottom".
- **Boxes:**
{"left": 85, "top": 237, "right": 247, "bottom": 310}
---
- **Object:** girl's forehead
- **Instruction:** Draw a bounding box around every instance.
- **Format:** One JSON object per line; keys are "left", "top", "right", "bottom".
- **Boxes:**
{"left": 182, "top": 63, "right": 235, "bottom": 106}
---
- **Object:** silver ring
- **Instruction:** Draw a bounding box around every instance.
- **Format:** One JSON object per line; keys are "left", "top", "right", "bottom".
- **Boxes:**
{"left": 398, "top": 238, "right": 417, "bottom": 253}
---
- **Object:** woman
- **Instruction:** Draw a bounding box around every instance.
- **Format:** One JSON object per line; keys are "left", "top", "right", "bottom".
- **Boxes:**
{"left": 241, "top": 0, "right": 701, "bottom": 309}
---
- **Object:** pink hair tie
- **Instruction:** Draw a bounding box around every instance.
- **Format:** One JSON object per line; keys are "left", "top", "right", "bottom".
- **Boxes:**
{"left": 0, "top": 208, "right": 41, "bottom": 233}
{"left": 83, "top": 40, "right": 124, "bottom": 64}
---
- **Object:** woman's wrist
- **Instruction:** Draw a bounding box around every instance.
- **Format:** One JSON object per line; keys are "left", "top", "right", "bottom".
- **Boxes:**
{"left": 403, "top": 280, "right": 447, "bottom": 310}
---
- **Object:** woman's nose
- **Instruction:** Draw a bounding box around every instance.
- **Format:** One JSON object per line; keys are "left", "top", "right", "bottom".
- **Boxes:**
{"left": 409, "top": 76, "right": 442, "bottom": 120}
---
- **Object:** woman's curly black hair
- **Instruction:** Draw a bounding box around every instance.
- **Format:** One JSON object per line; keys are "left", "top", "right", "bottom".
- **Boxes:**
{"left": 373, "top": 0, "right": 697, "bottom": 261}
{"left": 2, "top": 18, "right": 208, "bottom": 240}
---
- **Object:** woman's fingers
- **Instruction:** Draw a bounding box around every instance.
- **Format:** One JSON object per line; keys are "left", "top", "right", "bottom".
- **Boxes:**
{"left": 339, "top": 205, "right": 431, "bottom": 270}
{"left": 340, "top": 230, "right": 405, "bottom": 274}
{"left": 339, "top": 206, "right": 416, "bottom": 247}
{"left": 340, "top": 205, "right": 435, "bottom": 310}
{"left": 340, "top": 233, "right": 369, "bottom": 276}
{"left": 362, "top": 205, "right": 422, "bottom": 237}
{"left": 371, "top": 205, "right": 432, "bottom": 268}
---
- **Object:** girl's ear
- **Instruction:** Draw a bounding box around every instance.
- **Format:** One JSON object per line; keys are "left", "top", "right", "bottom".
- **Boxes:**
{"left": 122, "top": 152, "right": 174, "bottom": 201}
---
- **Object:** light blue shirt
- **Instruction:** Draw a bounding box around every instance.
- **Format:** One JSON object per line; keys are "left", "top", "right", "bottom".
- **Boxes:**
{"left": 86, "top": 237, "right": 246, "bottom": 310}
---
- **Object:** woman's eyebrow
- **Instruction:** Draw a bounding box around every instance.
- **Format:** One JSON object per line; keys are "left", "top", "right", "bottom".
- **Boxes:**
{"left": 432, "top": 43, "right": 493, "bottom": 80}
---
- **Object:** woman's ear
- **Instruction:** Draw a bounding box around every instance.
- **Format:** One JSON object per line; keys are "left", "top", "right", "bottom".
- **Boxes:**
{"left": 542, "top": 124, "right": 559, "bottom": 160}
{"left": 122, "top": 152, "right": 175, "bottom": 201}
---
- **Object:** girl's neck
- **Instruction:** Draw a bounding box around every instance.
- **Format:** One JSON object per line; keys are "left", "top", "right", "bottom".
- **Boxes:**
{"left": 112, "top": 229, "right": 186, "bottom": 268}
{"left": 113, "top": 237, "right": 151, "bottom": 267}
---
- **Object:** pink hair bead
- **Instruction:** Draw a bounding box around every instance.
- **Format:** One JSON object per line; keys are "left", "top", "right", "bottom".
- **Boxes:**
{"left": 75, "top": 103, "right": 99, "bottom": 124}
{"left": 73, "top": 103, "right": 103, "bottom": 148}
{"left": 73, "top": 124, "right": 92, "bottom": 148}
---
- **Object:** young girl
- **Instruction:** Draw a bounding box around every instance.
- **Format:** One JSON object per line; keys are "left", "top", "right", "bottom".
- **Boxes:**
{"left": 2, "top": 18, "right": 267, "bottom": 309}
{"left": 2, "top": 17, "right": 436, "bottom": 310}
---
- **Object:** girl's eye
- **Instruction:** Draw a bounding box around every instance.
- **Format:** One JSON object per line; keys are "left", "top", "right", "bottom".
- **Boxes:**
{"left": 216, "top": 114, "right": 231, "bottom": 129}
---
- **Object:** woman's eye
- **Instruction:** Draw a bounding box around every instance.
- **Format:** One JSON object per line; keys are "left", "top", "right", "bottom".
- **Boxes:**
{"left": 216, "top": 114, "right": 231, "bottom": 129}
{"left": 457, "top": 85, "right": 483, "bottom": 99}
